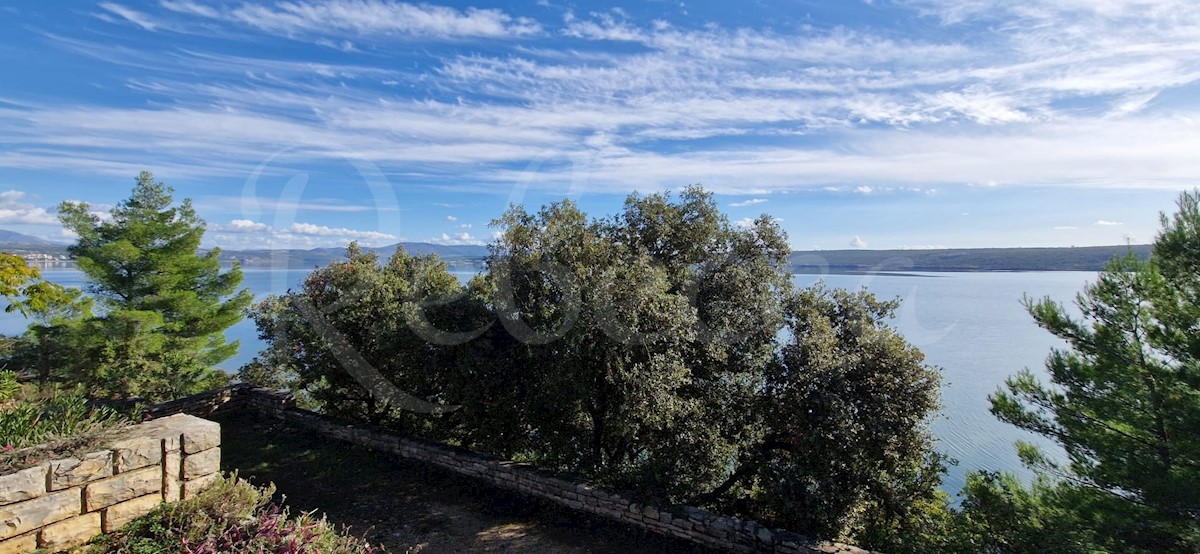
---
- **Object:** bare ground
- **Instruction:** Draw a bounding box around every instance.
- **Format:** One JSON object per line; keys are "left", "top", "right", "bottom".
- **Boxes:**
{"left": 213, "top": 411, "right": 721, "bottom": 554}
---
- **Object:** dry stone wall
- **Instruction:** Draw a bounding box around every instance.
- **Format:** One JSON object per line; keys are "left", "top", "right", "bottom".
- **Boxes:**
{"left": 203, "top": 385, "right": 868, "bottom": 554}
{"left": 0, "top": 414, "right": 221, "bottom": 553}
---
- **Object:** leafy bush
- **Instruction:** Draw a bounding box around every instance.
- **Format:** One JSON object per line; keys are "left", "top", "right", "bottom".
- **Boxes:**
{"left": 0, "top": 370, "right": 19, "bottom": 403}
{"left": 0, "top": 384, "right": 128, "bottom": 473}
{"left": 250, "top": 188, "right": 945, "bottom": 549}
{"left": 87, "top": 474, "right": 377, "bottom": 554}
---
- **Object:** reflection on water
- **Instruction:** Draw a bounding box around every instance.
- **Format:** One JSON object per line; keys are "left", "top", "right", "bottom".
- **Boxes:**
{"left": 3, "top": 267, "right": 1089, "bottom": 497}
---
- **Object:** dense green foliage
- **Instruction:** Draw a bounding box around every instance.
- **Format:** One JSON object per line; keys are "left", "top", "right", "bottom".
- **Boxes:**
{"left": 246, "top": 187, "right": 945, "bottom": 548}
{"left": 8, "top": 173, "right": 1199, "bottom": 552}
{"left": 2, "top": 173, "right": 252, "bottom": 401}
{"left": 974, "top": 190, "right": 1200, "bottom": 553}
{"left": 245, "top": 242, "right": 479, "bottom": 423}
{"left": 0, "top": 252, "right": 42, "bottom": 305}
{"left": 0, "top": 374, "right": 128, "bottom": 473}
{"left": 473, "top": 191, "right": 798, "bottom": 501}
{"left": 746, "top": 285, "right": 947, "bottom": 544}
{"left": 0, "top": 386, "right": 121, "bottom": 451}
{"left": 0, "top": 253, "right": 93, "bottom": 384}
{"left": 87, "top": 474, "right": 377, "bottom": 554}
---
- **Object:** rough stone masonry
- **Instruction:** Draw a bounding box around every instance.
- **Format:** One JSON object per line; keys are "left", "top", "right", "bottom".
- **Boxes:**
{"left": 0, "top": 414, "right": 221, "bottom": 553}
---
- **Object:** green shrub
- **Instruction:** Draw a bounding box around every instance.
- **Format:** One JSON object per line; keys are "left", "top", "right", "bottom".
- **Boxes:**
{"left": 87, "top": 474, "right": 377, "bottom": 554}
{"left": 0, "top": 370, "right": 19, "bottom": 403}
{"left": 0, "top": 385, "right": 128, "bottom": 473}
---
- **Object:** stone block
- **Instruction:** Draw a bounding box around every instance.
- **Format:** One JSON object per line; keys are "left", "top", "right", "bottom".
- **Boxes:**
{"left": 0, "top": 489, "right": 81, "bottom": 541}
{"left": 38, "top": 512, "right": 100, "bottom": 552}
{"left": 102, "top": 494, "right": 161, "bottom": 533}
{"left": 0, "top": 466, "right": 47, "bottom": 505}
{"left": 0, "top": 532, "right": 35, "bottom": 554}
{"left": 181, "top": 472, "right": 219, "bottom": 499}
{"left": 162, "top": 449, "right": 181, "bottom": 503}
{"left": 179, "top": 418, "right": 220, "bottom": 455}
{"left": 162, "top": 433, "right": 180, "bottom": 453}
{"left": 48, "top": 451, "right": 112, "bottom": 491}
{"left": 84, "top": 467, "right": 161, "bottom": 512}
{"left": 182, "top": 448, "right": 220, "bottom": 480}
{"left": 127, "top": 414, "right": 212, "bottom": 454}
{"left": 110, "top": 435, "right": 162, "bottom": 473}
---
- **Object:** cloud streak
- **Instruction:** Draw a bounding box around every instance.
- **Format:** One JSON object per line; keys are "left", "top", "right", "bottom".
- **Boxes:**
{"left": 0, "top": 190, "right": 59, "bottom": 226}
{"left": 5, "top": 1, "right": 1200, "bottom": 197}
{"left": 212, "top": 218, "right": 398, "bottom": 248}
{"left": 165, "top": 0, "right": 542, "bottom": 39}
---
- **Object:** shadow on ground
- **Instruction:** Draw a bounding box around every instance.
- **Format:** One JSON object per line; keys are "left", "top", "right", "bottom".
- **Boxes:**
{"left": 214, "top": 411, "right": 719, "bottom": 554}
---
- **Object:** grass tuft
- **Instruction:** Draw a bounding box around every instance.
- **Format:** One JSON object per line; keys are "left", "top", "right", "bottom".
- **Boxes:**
{"left": 86, "top": 473, "right": 379, "bottom": 554}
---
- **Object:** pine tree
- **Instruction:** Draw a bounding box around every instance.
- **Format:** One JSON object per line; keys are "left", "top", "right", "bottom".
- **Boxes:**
{"left": 989, "top": 190, "right": 1200, "bottom": 551}
{"left": 58, "top": 172, "right": 252, "bottom": 399}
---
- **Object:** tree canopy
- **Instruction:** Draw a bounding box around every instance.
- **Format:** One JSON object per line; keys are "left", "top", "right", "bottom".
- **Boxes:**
{"left": 51, "top": 171, "right": 252, "bottom": 399}
{"left": 984, "top": 190, "right": 1200, "bottom": 552}
{"left": 247, "top": 186, "right": 946, "bottom": 549}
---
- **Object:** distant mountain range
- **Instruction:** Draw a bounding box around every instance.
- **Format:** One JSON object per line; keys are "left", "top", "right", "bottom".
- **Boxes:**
{"left": 0, "top": 230, "right": 53, "bottom": 245}
{"left": 219, "top": 243, "right": 1151, "bottom": 272}
{"left": 217, "top": 242, "right": 489, "bottom": 268}
{"left": 0, "top": 228, "right": 1151, "bottom": 272}
{"left": 789, "top": 244, "right": 1152, "bottom": 273}
{"left": 0, "top": 237, "right": 489, "bottom": 269}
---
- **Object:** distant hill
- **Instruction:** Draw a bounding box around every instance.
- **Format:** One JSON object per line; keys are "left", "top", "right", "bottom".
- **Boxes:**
{"left": 0, "top": 237, "right": 1151, "bottom": 272}
{"left": 789, "top": 244, "right": 1152, "bottom": 273}
{"left": 0, "top": 229, "right": 53, "bottom": 245}
{"left": 217, "top": 242, "right": 489, "bottom": 268}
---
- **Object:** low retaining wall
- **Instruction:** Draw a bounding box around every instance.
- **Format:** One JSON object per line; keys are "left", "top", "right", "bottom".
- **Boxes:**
{"left": 201, "top": 385, "right": 866, "bottom": 554}
{"left": 0, "top": 414, "right": 221, "bottom": 553}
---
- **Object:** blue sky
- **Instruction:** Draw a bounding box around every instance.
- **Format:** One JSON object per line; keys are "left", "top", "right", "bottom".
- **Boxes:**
{"left": 0, "top": 0, "right": 1197, "bottom": 250}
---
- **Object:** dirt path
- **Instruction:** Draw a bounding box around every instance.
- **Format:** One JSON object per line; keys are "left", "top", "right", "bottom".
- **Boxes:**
{"left": 214, "top": 411, "right": 720, "bottom": 554}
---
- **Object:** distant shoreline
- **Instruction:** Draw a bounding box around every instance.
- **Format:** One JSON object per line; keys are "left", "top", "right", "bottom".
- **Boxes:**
{"left": 8, "top": 242, "right": 1149, "bottom": 273}
{"left": 28, "top": 264, "right": 1098, "bottom": 278}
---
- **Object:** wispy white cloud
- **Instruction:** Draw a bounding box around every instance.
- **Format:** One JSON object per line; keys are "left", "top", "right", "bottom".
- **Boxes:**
{"left": 432, "top": 231, "right": 482, "bottom": 245}
{"left": 733, "top": 217, "right": 756, "bottom": 231}
{"left": 211, "top": 218, "right": 397, "bottom": 248}
{"left": 0, "top": 190, "right": 58, "bottom": 225}
{"left": 287, "top": 222, "right": 396, "bottom": 240}
{"left": 97, "top": 3, "right": 159, "bottom": 30}
{"left": 7, "top": 0, "right": 1200, "bottom": 197}
{"left": 223, "top": 219, "right": 269, "bottom": 233}
{"left": 849, "top": 236, "right": 868, "bottom": 249}
{"left": 185, "top": 0, "right": 542, "bottom": 40}
{"left": 197, "top": 196, "right": 398, "bottom": 215}
{"left": 158, "top": 1, "right": 219, "bottom": 19}
{"left": 562, "top": 10, "right": 643, "bottom": 42}
{"left": 729, "top": 198, "right": 767, "bottom": 207}
{"left": 1093, "top": 220, "right": 1124, "bottom": 226}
